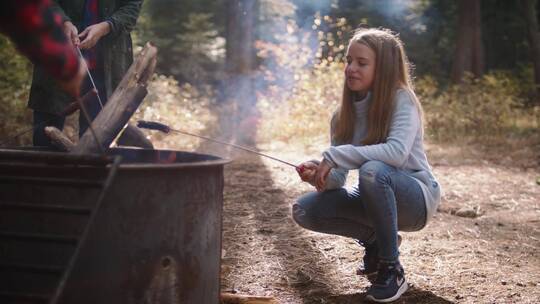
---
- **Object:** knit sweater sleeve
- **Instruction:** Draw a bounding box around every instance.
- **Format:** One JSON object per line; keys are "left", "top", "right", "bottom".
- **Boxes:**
{"left": 322, "top": 90, "right": 420, "bottom": 170}
{"left": 324, "top": 112, "right": 349, "bottom": 189}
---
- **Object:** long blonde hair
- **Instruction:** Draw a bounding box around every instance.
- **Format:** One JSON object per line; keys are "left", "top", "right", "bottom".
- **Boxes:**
{"left": 333, "top": 28, "right": 423, "bottom": 145}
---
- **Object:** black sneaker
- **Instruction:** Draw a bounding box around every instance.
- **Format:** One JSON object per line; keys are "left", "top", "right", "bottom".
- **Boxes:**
{"left": 356, "top": 234, "right": 402, "bottom": 277}
{"left": 365, "top": 261, "right": 408, "bottom": 303}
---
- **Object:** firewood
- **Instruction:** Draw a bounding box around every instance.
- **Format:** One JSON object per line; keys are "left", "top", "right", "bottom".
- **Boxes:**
{"left": 116, "top": 123, "right": 153, "bottom": 149}
{"left": 44, "top": 126, "right": 75, "bottom": 152}
{"left": 220, "top": 292, "right": 278, "bottom": 304}
{"left": 71, "top": 42, "right": 157, "bottom": 154}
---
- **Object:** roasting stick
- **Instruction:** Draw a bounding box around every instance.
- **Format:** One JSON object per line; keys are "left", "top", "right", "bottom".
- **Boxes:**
{"left": 76, "top": 48, "right": 104, "bottom": 154}
{"left": 137, "top": 120, "right": 300, "bottom": 169}
{"left": 77, "top": 48, "right": 104, "bottom": 109}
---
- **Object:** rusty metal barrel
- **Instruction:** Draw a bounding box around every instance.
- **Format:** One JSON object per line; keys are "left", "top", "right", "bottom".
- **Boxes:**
{"left": 0, "top": 147, "right": 229, "bottom": 304}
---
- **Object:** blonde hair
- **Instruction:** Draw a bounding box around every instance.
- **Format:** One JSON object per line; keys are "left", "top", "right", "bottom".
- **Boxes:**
{"left": 333, "top": 28, "right": 423, "bottom": 145}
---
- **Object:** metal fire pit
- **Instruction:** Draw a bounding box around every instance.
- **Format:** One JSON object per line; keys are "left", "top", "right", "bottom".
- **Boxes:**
{"left": 0, "top": 147, "right": 229, "bottom": 304}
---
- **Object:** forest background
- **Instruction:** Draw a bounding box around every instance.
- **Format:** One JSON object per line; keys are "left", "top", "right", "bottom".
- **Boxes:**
{"left": 1, "top": 1, "right": 539, "bottom": 303}
{"left": 0, "top": 0, "right": 538, "bottom": 150}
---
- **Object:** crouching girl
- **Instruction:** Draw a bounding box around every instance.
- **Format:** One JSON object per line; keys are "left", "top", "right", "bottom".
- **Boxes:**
{"left": 293, "top": 28, "right": 441, "bottom": 303}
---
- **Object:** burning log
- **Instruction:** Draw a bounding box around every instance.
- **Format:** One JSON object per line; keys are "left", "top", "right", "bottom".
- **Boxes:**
{"left": 116, "top": 124, "right": 153, "bottom": 149}
{"left": 220, "top": 293, "right": 278, "bottom": 304}
{"left": 72, "top": 42, "right": 157, "bottom": 155}
{"left": 44, "top": 126, "right": 75, "bottom": 152}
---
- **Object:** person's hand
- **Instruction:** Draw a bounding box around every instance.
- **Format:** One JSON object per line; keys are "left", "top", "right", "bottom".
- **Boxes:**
{"left": 58, "top": 59, "right": 86, "bottom": 97}
{"left": 79, "top": 22, "right": 111, "bottom": 49}
{"left": 63, "top": 21, "right": 79, "bottom": 46}
{"left": 296, "top": 161, "right": 318, "bottom": 186}
{"left": 315, "top": 159, "right": 332, "bottom": 192}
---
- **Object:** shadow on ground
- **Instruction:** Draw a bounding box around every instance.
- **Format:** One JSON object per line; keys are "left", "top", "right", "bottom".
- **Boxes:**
{"left": 327, "top": 285, "right": 455, "bottom": 304}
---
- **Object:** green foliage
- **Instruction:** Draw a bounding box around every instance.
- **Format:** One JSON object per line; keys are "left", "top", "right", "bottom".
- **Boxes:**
{"left": 321, "top": 0, "right": 530, "bottom": 84}
{"left": 135, "top": 0, "right": 225, "bottom": 83}
{"left": 135, "top": 0, "right": 536, "bottom": 97}
{"left": 172, "top": 13, "right": 225, "bottom": 83}
{"left": 305, "top": 1, "right": 444, "bottom": 78}
{"left": 0, "top": 35, "right": 32, "bottom": 145}
{"left": 256, "top": 16, "right": 539, "bottom": 147}
{"left": 259, "top": 61, "right": 539, "bottom": 146}
{"left": 417, "top": 72, "right": 538, "bottom": 142}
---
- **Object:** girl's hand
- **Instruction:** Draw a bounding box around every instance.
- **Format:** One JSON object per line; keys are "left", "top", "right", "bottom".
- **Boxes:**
{"left": 315, "top": 159, "right": 332, "bottom": 192}
{"left": 296, "top": 161, "right": 318, "bottom": 186}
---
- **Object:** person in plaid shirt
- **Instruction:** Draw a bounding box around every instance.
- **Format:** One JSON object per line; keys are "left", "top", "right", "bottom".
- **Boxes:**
{"left": 27, "top": 0, "right": 142, "bottom": 147}
{"left": 0, "top": 0, "right": 85, "bottom": 98}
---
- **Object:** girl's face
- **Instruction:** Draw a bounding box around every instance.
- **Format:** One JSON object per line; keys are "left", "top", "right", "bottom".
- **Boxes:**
{"left": 345, "top": 42, "right": 376, "bottom": 94}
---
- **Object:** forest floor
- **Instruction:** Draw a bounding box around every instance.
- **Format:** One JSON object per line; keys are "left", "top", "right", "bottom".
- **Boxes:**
{"left": 193, "top": 124, "right": 540, "bottom": 304}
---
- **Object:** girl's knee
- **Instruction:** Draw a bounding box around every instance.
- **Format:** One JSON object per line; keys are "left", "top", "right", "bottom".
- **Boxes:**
{"left": 292, "top": 193, "right": 319, "bottom": 229}
{"left": 293, "top": 203, "right": 321, "bottom": 231}
{"left": 292, "top": 203, "right": 308, "bottom": 227}
{"left": 358, "top": 160, "right": 392, "bottom": 186}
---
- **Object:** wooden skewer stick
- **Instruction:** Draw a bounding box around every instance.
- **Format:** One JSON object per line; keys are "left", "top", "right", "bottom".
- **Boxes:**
{"left": 137, "top": 120, "right": 299, "bottom": 169}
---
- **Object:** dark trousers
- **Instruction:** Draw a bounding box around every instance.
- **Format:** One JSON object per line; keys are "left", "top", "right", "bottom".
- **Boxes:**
{"left": 32, "top": 111, "right": 66, "bottom": 147}
{"left": 31, "top": 66, "right": 107, "bottom": 147}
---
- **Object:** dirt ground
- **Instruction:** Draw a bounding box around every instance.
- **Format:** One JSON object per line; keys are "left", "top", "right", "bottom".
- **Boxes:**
{"left": 195, "top": 135, "right": 540, "bottom": 304}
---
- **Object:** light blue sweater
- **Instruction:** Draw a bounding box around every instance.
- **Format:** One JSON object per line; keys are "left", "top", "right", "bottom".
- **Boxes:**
{"left": 322, "top": 89, "right": 441, "bottom": 224}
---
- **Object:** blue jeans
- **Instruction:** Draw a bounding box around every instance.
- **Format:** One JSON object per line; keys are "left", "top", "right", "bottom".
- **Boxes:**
{"left": 293, "top": 160, "right": 427, "bottom": 262}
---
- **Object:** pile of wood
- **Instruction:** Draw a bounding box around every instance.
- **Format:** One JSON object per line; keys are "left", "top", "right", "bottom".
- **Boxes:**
{"left": 46, "top": 42, "right": 157, "bottom": 154}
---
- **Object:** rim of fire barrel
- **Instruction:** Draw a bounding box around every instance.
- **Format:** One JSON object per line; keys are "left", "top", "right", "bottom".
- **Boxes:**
{"left": 0, "top": 147, "right": 231, "bottom": 169}
{"left": 109, "top": 147, "right": 231, "bottom": 170}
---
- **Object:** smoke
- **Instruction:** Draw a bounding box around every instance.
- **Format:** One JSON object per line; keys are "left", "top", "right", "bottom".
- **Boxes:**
{"left": 369, "top": 0, "right": 427, "bottom": 33}
{"left": 372, "top": 0, "right": 413, "bottom": 19}
{"left": 206, "top": 0, "right": 339, "bottom": 158}
{"left": 252, "top": 0, "right": 336, "bottom": 96}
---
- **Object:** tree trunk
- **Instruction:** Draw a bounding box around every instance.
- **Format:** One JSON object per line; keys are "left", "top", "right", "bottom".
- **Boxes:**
{"left": 470, "top": 0, "right": 484, "bottom": 77}
{"left": 520, "top": 0, "right": 540, "bottom": 105}
{"left": 220, "top": 0, "right": 258, "bottom": 144}
{"left": 451, "top": 0, "right": 484, "bottom": 83}
{"left": 225, "top": 0, "right": 256, "bottom": 76}
{"left": 223, "top": 0, "right": 257, "bottom": 107}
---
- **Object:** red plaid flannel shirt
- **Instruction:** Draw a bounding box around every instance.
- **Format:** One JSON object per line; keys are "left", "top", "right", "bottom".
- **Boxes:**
{"left": 0, "top": 0, "right": 79, "bottom": 81}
